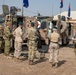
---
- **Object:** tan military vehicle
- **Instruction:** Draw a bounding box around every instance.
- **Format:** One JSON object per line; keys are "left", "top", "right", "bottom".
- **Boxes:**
{"left": 36, "top": 15, "right": 71, "bottom": 46}
{"left": 3, "top": 14, "right": 71, "bottom": 48}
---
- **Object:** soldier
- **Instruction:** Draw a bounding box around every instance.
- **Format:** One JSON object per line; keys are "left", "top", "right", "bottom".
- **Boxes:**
{"left": 3, "top": 22, "right": 12, "bottom": 56}
{"left": 13, "top": 22, "right": 23, "bottom": 61}
{"left": 48, "top": 27, "right": 60, "bottom": 67}
{"left": 27, "top": 22, "right": 38, "bottom": 65}
{"left": 0, "top": 25, "right": 4, "bottom": 54}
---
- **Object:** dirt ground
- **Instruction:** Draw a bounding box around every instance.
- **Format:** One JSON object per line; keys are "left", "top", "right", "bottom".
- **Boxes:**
{"left": 0, "top": 42, "right": 76, "bottom": 75}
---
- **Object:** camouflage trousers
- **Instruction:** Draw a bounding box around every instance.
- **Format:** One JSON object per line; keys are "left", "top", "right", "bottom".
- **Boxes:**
{"left": 14, "top": 41, "right": 22, "bottom": 58}
{"left": 28, "top": 40, "right": 37, "bottom": 61}
{"left": 4, "top": 39, "right": 10, "bottom": 56}
{"left": 48, "top": 42, "right": 59, "bottom": 63}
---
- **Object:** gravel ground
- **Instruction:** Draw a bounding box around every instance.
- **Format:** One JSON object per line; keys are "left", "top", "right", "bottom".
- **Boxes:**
{"left": 0, "top": 43, "right": 76, "bottom": 75}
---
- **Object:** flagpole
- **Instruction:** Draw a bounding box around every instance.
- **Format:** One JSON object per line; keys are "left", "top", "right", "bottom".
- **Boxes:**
{"left": 52, "top": 2, "right": 53, "bottom": 17}
{"left": 22, "top": 2, "right": 24, "bottom": 16}
{"left": 3, "top": 0, "right": 5, "bottom": 5}
{"left": 60, "top": 8, "right": 62, "bottom": 17}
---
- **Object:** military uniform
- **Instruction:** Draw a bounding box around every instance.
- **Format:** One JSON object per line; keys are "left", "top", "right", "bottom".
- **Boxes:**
{"left": 0, "top": 25, "right": 4, "bottom": 53}
{"left": 28, "top": 25, "right": 38, "bottom": 64}
{"left": 13, "top": 26, "right": 23, "bottom": 59}
{"left": 3, "top": 25, "right": 12, "bottom": 56}
{"left": 48, "top": 27, "right": 60, "bottom": 67}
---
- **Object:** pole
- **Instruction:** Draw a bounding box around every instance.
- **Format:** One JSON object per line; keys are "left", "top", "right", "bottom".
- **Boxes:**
{"left": 52, "top": 3, "right": 53, "bottom": 17}
{"left": 3, "top": 0, "right": 5, "bottom": 5}
{"left": 22, "top": 3, "right": 24, "bottom": 16}
{"left": 60, "top": 8, "right": 61, "bottom": 16}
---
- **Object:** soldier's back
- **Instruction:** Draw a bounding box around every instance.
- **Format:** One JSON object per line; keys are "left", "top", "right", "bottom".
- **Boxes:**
{"left": 50, "top": 32, "right": 60, "bottom": 42}
{"left": 28, "top": 27, "right": 37, "bottom": 40}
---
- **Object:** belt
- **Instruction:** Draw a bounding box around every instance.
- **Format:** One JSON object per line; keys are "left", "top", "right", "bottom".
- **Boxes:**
{"left": 51, "top": 41, "right": 58, "bottom": 44}
{"left": 29, "top": 40, "right": 35, "bottom": 41}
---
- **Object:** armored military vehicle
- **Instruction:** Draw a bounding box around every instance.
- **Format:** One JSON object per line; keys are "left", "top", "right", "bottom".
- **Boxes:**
{"left": 36, "top": 15, "right": 71, "bottom": 46}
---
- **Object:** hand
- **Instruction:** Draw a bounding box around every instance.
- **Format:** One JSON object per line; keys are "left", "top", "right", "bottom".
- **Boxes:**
{"left": 26, "top": 35, "right": 29, "bottom": 38}
{"left": 72, "top": 37, "right": 74, "bottom": 40}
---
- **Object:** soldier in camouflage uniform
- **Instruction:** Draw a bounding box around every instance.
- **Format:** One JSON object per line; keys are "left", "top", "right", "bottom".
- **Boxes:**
{"left": 0, "top": 25, "right": 4, "bottom": 54}
{"left": 27, "top": 22, "right": 38, "bottom": 65}
{"left": 3, "top": 22, "right": 12, "bottom": 56}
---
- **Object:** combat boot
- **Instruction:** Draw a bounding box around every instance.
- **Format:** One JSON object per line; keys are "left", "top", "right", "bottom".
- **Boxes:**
{"left": 29, "top": 60, "right": 34, "bottom": 65}
{"left": 50, "top": 62, "right": 53, "bottom": 67}
{"left": 55, "top": 63, "right": 58, "bottom": 68}
{"left": 13, "top": 57, "right": 21, "bottom": 62}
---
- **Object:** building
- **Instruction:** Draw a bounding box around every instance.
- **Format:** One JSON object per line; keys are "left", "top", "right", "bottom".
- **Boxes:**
{"left": 54, "top": 11, "right": 76, "bottom": 23}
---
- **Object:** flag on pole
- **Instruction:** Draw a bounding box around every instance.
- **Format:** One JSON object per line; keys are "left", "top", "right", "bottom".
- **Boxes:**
{"left": 68, "top": 3, "right": 71, "bottom": 17}
{"left": 23, "top": 0, "right": 29, "bottom": 8}
{"left": 60, "top": 0, "right": 63, "bottom": 8}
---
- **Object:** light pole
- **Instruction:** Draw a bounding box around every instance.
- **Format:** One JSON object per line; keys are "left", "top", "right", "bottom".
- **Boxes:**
{"left": 3, "top": 0, "right": 5, "bottom": 5}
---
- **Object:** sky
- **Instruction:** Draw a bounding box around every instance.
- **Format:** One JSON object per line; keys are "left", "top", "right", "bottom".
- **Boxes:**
{"left": 0, "top": 0, "right": 76, "bottom": 16}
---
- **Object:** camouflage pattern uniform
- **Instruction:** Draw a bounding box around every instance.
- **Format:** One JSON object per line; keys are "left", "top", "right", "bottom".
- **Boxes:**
{"left": 28, "top": 26, "right": 38, "bottom": 63}
{"left": 0, "top": 25, "right": 4, "bottom": 53}
{"left": 3, "top": 23, "right": 12, "bottom": 56}
{"left": 48, "top": 27, "right": 60, "bottom": 67}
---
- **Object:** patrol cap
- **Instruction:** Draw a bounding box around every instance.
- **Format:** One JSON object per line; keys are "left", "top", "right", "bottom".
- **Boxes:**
{"left": 31, "top": 22, "right": 35, "bottom": 27}
{"left": 53, "top": 27, "right": 57, "bottom": 30}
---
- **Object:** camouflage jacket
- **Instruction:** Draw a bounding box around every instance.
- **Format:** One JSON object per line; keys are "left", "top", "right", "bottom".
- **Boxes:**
{"left": 3, "top": 26, "right": 12, "bottom": 40}
{"left": 28, "top": 27, "right": 38, "bottom": 41}
{"left": 0, "top": 30, "right": 3, "bottom": 40}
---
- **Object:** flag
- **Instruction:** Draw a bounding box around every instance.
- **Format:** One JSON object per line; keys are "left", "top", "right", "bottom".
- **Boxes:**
{"left": 60, "top": 0, "right": 63, "bottom": 8}
{"left": 23, "top": 0, "right": 29, "bottom": 8}
{"left": 68, "top": 3, "right": 71, "bottom": 17}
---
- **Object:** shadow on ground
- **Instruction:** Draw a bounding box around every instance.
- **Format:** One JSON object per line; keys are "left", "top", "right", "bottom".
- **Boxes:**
{"left": 35, "top": 58, "right": 48, "bottom": 64}
{"left": 57, "top": 60, "right": 67, "bottom": 67}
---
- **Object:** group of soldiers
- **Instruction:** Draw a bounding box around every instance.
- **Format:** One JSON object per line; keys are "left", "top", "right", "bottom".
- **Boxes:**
{"left": 0, "top": 20, "right": 61, "bottom": 68}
